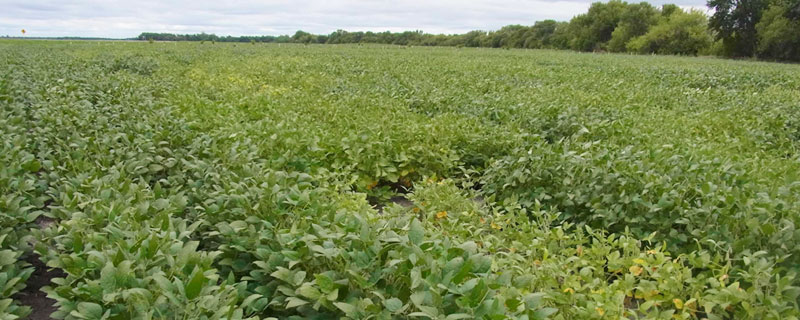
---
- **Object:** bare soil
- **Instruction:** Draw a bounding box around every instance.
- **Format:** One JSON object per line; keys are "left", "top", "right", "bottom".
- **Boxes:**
{"left": 16, "top": 215, "right": 62, "bottom": 320}
{"left": 16, "top": 254, "right": 63, "bottom": 320}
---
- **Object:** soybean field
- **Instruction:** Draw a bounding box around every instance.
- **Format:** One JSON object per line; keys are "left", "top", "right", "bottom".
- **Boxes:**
{"left": 1, "top": 40, "right": 800, "bottom": 319}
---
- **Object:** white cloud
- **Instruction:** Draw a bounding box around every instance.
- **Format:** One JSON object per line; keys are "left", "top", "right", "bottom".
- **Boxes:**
{"left": 0, "top": 0, "right": 708, "bottom": 38}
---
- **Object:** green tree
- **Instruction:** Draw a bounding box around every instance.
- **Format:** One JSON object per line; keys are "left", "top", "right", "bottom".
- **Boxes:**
{"left": 548, "top": 22, "right": 573, "bottom": 49}
{"left": 608, "top": 2, "right": 661, "bottom": 52}
{"left": 756, "top": 1, "right": 800, "bottom": 61}
{"left": 708, "top": 0, "right": 768, "bottom": 57}
{"left": 494, "top": 25, "right": 528, "bottom": 48}
{"left": 661, "top": 3, "right": 681, "bottom": 16}
{"left": 567, "top": 0, "right": 629, "bottom": 51}
{"left": 292, "top": 30, "right": 317, "bottom": 43}
{"left": 460, "top": 30, "right": 488, "bottom": 47}
{"left": 627, "top": 9, "right": 713, "bottom": 55}
{"left": 523, "top": 20, "right": 560, "bottom": 48}
{"left": 756, "top": 0, "right": 800, "bottom": 60}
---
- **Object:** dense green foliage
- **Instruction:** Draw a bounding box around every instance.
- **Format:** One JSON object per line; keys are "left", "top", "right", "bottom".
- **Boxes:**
{"left": 708, "top": 0, "right": 800, "bottom": 60}
{"left": 1, "top": 40, "right": 800, "bottom": 319}
{"left": 755, "top": 0, "right": 800, "bottom": 60}
{"left": 1, "top": 62, "right": 42, "bottom": 319}
{"left": 708, "top": 0, "right": 768, "bottom": 57}
{"left": 625, "top": 9, "right": 713, "bottom": 55}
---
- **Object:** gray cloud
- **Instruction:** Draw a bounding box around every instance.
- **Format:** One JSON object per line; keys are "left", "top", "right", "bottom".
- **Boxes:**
{"left": 0, "top": 0, "right": 709, "bottom": 38}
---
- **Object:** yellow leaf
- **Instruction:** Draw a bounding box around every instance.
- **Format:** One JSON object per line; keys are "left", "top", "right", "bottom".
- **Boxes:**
{"left": 685, "top": 299, "right": 697, "bottom": 311}
{"left": 673, "top": 298, "right": 683, "bottom": 310}
{"left": 595, "top": 307, "right": 605, "bottom": 316}
{"left": 436, "top": 211, "right": 448, "bottom": 219}
{"left": 563, "top": 288, "right": 574, "bottom": 294}
{"left": 629, "top": 265, "right": 643, "bottom": 276}
{"left": 633, "top": 258, "right": 646, "bottom": 264}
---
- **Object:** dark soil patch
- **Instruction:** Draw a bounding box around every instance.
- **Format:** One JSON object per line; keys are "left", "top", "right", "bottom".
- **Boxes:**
{"left": 372, "top": 193, "right": 484, "bottom": 214}
{"left": 16, "top": 253, "right": 64, "bottom": 319}
{"left": 15, "top": 199, "right": 62, "bottom": 319}
{"left": 389, "top": 196, "right": 414, "bottom": 208}
{"left": 378, "top": 180, "right": 413, "bottom": 194}
{"left": 35, "top": 215, "right": 56, "bottom": 230}
{"left": 373, "top": 196, "right": 416, "bottom": 214}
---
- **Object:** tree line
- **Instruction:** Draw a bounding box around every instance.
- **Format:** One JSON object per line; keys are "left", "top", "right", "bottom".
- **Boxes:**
{"left": 138, "top": 0, "right": 800, "bottom": 61}
{"left": 136, "top": 32, "right": 293, "bottom": 43}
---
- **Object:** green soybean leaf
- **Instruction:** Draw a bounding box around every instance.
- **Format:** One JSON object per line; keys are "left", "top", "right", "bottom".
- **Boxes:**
{"left": 76, "top": 302, "right": 103, "bottom": 320}
{"left": 334, "top": 302, "right": 357, "bottom": 315}
{"left": 384, "top": 298, "right": 404, "bottom": 313}
{"left": 286, "top": 297, "right": 309, "bottom": 309}
{"left": 409, "top": 218, "right": 424, "bottom": 245}
{"left": 185, "top": 269, "right": 207, "bottom": 300}
{"left": 315, "top": 274, "right": 335, "bottom": 293}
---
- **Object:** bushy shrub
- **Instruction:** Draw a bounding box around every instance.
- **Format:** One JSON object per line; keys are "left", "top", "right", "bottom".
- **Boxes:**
{"left": 627, "top": 10, "right": 713, "bottom": 55}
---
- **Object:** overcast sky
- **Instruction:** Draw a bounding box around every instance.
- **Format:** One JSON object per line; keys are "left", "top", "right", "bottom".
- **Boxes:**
{"left": 0, "top": 0, "right": 710, "bottom": 38}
